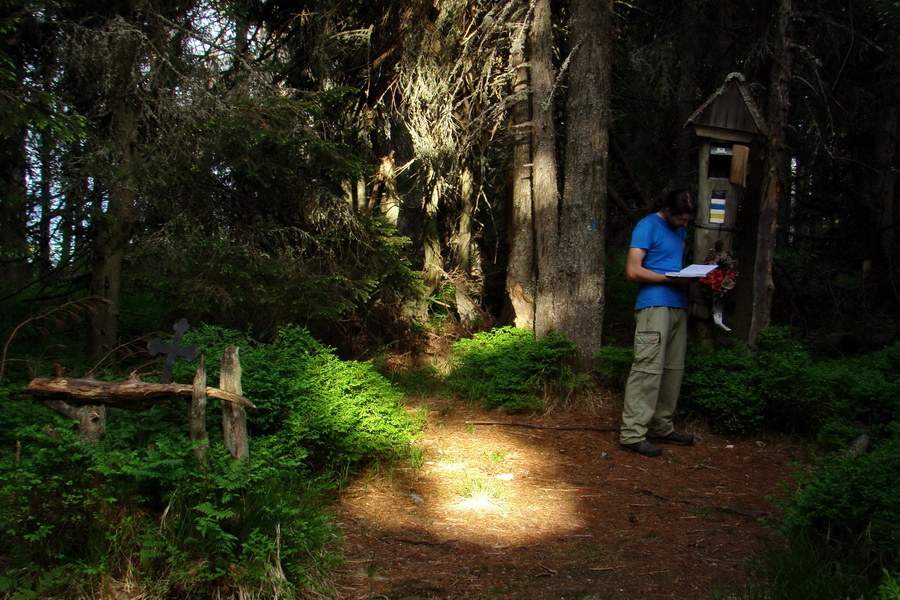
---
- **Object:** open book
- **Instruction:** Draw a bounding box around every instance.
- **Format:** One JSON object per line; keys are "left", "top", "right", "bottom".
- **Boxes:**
{"left": 665, "top": 264, "right": 718, "bottom": 278}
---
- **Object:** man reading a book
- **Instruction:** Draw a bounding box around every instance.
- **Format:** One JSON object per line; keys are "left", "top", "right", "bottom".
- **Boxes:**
{"left": 619, "top": 189, "right": 699, "bottom": 457}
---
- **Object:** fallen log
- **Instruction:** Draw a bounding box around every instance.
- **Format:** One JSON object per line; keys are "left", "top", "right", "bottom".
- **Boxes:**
{"left": 25, "top": 377, "right": 256, "bottom": 410}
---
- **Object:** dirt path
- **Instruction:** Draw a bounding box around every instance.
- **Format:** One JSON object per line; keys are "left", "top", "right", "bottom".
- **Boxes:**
{"left": 329, "top": 395, "right": 804, "bottom": 600}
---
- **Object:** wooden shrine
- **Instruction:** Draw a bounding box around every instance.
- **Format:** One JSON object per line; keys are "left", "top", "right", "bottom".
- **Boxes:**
{"left": 685, "top": 72, "right": 766, "bottom": 264}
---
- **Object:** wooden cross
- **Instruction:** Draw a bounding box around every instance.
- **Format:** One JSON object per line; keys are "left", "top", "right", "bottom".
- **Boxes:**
{"left": 148, "top": 318, "right": 200, "bottom": 384}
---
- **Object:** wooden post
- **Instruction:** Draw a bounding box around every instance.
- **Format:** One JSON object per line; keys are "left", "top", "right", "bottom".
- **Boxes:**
{"left": 220, "top": 346, "right": 249, "bottom": 459}
{"left": 189, "top": 356, "right": 208, "bottom": 466}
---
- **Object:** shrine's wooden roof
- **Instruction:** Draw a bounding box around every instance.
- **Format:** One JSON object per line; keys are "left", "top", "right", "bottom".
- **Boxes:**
{"left": 686, "top": 73, "right": 766, "bottom": 139}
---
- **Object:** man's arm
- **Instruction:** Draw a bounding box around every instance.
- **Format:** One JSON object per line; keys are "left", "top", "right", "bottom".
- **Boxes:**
{"left": 624, "top": 247, "right": 672, "bottom": 284}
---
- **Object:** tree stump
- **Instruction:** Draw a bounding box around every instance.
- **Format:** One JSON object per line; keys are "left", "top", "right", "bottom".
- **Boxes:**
{"left": 42, "top": 401, "right": 106, "bottom": 442}
{"left": 220, "top": 346, "right": 249, "bottom": 459}
{"left": 190, "top": 356, "right": 208, "bottom": 466}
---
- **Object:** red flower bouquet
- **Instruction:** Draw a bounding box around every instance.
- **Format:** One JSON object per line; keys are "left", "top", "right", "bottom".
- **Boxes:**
{"left": 699, "top": 267, "right": 738, "bottom": 298}
{"left": 699, "top": 244, "right": 738, "bottom": 299}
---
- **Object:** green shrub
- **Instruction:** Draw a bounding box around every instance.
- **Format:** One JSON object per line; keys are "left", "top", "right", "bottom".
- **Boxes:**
{"left": 776, "top": 437, "right": 900, "bottom": 579}
{"left": 593, "top": 343, "right": 635, "bottom": 388}
{"left": 711, "top": 439, "right": 900, "bottom": 600}
{"left": 0, "top": 400, "right": 340, "bottom": 598}
{"left": 870, "top": 570, "right": 900, "bottom": 600}
{"left": 814, "top": 346, "right": 900, "bottom": 447}
{"left": 446, "top": 327, "right": 578, "bottom": 411}
{"left": 604, "top": 251, "right": 640, "bottom": 325}
{"left": 177, "top": 324, "right": 414, "bottom": 469}
{"left": 709, "top": 535, "right": 882, "bottom": 600}
{"left": 385, "top": 365, "right": 449, "bottom": 399}
{"left": 754, "top": 327, "right": 817, "bottom": 426}
{"left": 0, "top": 416, "right": 94, "bottom": 588}
{"left": 681, "top": 341, "right": 764, "bottom": 433}
{"left": 682, "top": 329, "right": 900, "bottom": 441}
{"left": 247, "top": 325, "right": 413, "bottom": 468}
{"left": 604, "top": 328, "right": 816, "bottom": 434}
{"left": 2, "top": 323, "right": 415, "bottom": 597}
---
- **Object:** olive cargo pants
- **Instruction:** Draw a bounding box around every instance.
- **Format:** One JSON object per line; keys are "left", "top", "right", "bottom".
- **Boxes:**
{"left": 620, "top": 306, "right": 688, "bottom": 445}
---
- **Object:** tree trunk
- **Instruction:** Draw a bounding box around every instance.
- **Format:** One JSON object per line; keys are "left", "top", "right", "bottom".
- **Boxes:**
{"left": 37, "top": 129, "right": 54, "bottom": 274}
{"left": 745, "top": 0, "right": 793, "bottom": 348}
{"left": 422, "top": 170, "right": 444, "bottom": 301}
{"left": 374, "top": 151, "right": 400, "bottom": 225}
{"left": 531, "top": 0, "right": 563, "bottom": 339}
{"left": 455, "top": 164, "right": 479, "bottom": 324}
{"left": 675, "top": 0, "right": 699, "bottom": 184}
{"left": 544, "top": 0, "right": 610, "bottom": 370}
{"left": 873, "top": 106, "right": 897, "bottom": 262}
{"left": 0, "top": 118, "right": 29, "bottom": 289}
{"left": 506, "top": 12, "right": 536, "bottom": 329}
{"left": 86, "top": 98, "right": 138, "bottom": 360}
{"left": 457, "top": 165, "right": 475, "bottom": 275}
{"left": 220, "top": 346, "right": 249, "bottom": 459}
{"left": 557, "top": 0, "right": 611, "bottom": 371}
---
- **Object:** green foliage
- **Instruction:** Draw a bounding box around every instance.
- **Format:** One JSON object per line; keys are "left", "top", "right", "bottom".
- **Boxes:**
{"left": 807, "top": 346, "right": 900, "bottom": 447}
{"left": 0, "top": 411, "right": 94, "bottom": 585}
{"left": 776, "top": 438, "right": 900, "bottom": 579}
{"left": 2, "top": 324, "right": 416, "bottom": 597}
{"left": 0, "top": 296, "right": 106, "bottom": 385}
{"left": 0, "top": 411, "right": 339, "bottom": 597}
{"left": 682, "top": 328, "right": 900, "bottom": 441}
{"left": 128, "top": 88, "right": 421, "bottom": 338}
{"left": 593, "top": 343, "right": 635, "bottom": 388}
{"left": 0, "top": 8, "right": 84, "bottom": 145}
{"left": 446, "top": 327, "right": 578, "bottom": 411}
{"left": 709, "top": 438, "right": 900, "bottom": 600}
{"left": 256, "top": 326, "right": 414, "bottom": 467}
{"left": 681, "top": 339, "right": 764, "bottom": 434}
{"left": 176, "top": 324, "right": 414, "bottom": 469}
{"left": 383, "top": 365, "right": 449, "bottom": 399}
{"left": 709, "top": 537, "right": 885, "bottom": 600}
{"left": 129, "top": 213, "right": 419, "bottom": 338}
{"left": 701, "top": 336, "right": 900, "bottom": 600}
{"left": 870, "top": 570, "right": 900, "bottom": 600}
{"left": 603, "top": 251, "right": 640, "bottom": 325}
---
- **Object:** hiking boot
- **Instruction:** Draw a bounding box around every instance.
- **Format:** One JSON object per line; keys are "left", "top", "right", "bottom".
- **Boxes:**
{"left": 648, "top": 431, "right": 695, "bottom": 446}
{"left": 619, "top": 440, "right": 663, "bottom": 457}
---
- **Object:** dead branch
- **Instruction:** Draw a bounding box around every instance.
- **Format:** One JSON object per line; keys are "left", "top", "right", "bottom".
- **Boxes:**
{"left": 0, "top": 297, "right": 108, "bottom": 384}
{"left": 637, "top": 487, "right": 764, "bottom": 519}
{"left": 466, "top": 421, "right": 618, "bottom": 432}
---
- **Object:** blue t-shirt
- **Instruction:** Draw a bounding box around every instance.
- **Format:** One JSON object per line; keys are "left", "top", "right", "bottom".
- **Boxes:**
{"left": 630, "top": 213, "right": 688, "bottom": 310}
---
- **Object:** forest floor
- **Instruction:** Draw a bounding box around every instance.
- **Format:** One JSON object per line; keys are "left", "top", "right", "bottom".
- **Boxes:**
{"left": 328, "top": 386, "right": 808, "bottom": 600}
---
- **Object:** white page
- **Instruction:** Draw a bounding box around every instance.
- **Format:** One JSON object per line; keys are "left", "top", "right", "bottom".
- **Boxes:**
{"left": 665, "top": 264, "right": 718, "bottom": 278}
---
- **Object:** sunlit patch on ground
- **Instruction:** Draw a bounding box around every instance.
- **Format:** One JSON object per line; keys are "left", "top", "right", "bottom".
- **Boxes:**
{"left": 332, "top": 398, "right": 803, "bottom": 600}
{"left": 340, "top": 410, "right": 595, "bottom": 546}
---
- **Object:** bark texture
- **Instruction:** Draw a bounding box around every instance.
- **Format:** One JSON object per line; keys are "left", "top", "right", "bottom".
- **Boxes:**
{"left": 25, "top": 376, "right": 255, "bottom": 409}
{"left": 190, "top": 356, "right": 209, "bottom": 466}
{"left": 41, "top": 401, "right": 106, "bottom": 443}
{"left": 506, "top": 12, "right": 536, "bottom": 329}
{"left": 745, "top": 0, "right": 793, "bottom": 348}
{"left": 531, "top": 0, "right": 562, "bottom": 339}
{"left": 558, "top": 0, "right": 612, "bottom": 370}
{"left": 220, "top": 346, "right": 250, "bottom": 459}
{"left": 86, "top": 32, "right": 140, "bottom": 359}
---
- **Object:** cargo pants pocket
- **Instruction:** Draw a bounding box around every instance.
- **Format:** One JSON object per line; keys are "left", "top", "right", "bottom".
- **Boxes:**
{"left": 632, "top": 331, "right": 663, "bottom": 374}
